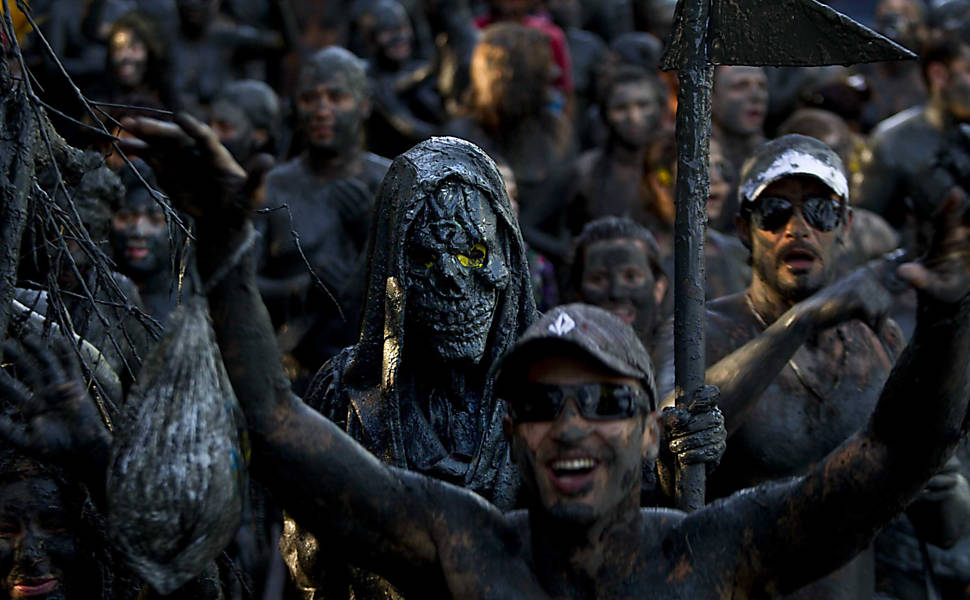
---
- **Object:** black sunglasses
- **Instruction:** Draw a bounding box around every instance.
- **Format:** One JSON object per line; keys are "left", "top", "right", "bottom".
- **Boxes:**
{"left": 505, "top": 382, "right": 646, "bottom": 423}
{"left": 753, "top": 195, "right": 843, "bottom": 232}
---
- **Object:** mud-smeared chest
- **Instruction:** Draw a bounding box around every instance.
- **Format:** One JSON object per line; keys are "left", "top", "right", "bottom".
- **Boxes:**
{"left": 711, "top": 330, "right": 893, "bottom": 496}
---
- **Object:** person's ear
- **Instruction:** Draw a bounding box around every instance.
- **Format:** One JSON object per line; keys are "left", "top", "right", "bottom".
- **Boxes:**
{"left": 736, "top": 213, "right": 752, "bottom": 250}
{"left": 641, "top": 412, "right": 661, "bottom": 462}
{"left": 839, "top": 206, "right": 854, "bottom": 243}
{"left": 653, "top": 274, "right": 668, "bottom": 307}
{"left": 927, "top": 61, "right": 949, "bottom": 94}
{"left": 359, "top": 96, "right": 372, "bottom": 120}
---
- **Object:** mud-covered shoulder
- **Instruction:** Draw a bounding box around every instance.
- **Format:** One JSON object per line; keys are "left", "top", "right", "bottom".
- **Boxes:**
{"left": 704, "top": 292, "right": 758, "bottom": 363}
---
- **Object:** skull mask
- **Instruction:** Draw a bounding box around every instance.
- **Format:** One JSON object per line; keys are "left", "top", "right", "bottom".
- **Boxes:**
{"left": 403, "top": 179, "right": 510, "bottom": 363}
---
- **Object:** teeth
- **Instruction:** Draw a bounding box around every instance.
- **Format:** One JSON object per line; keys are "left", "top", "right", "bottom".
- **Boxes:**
{"left": 552, "top": 458, "right": 596, "bottom": 472}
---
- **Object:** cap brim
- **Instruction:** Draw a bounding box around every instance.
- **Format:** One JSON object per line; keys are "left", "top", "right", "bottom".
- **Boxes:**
{"left": 493, "top": 336, "right": 645, "bottom": 393}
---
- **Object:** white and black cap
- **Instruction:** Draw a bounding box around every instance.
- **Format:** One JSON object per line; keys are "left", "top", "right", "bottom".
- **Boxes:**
{"left": 739, "top": 134, "right": 849, "bottom": 208}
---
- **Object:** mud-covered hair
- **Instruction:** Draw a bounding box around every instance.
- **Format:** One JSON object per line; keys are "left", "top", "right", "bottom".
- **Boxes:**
{"left": 596, "top": 64, "right": 667, "bottom": 117}
{"left": 38, "top": 152, "right": 122, "bottom": 242}
{"left": 298, "top": 46, "right": 369, "bottom": 101}
{"left": 921, "top": 29, "right": 970, "bottom": 87}
{"left": 563, "top": 216, "right": 666, "bottom": 302}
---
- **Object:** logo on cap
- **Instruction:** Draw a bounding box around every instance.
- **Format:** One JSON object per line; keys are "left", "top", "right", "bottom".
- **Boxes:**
{"left": 549, "top": 312, "right": 575, "bottom": 336}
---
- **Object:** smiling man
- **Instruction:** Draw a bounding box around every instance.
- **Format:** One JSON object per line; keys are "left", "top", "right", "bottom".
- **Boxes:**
{"left": 0, "top": 452, "right": 110, "bottom": 600}
{"left": 8, "top": 115, "right": 970, "bottom": 599}
{"left": 258, "top": 47, "right": 390, "bottom": 381}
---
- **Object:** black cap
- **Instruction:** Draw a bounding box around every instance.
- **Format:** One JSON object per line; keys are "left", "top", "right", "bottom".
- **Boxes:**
{"left": 493, "top": 304, "right": 657, "bottom": 411}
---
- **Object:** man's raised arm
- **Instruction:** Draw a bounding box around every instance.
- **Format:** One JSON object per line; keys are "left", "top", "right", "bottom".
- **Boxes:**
{"left": 659, "top": 266, "right": 893, "bottom": 433}
{"left": 692, "top": 191, "right": 970, "bottom": 597}
{"left": 7, "top": 115, "right": 473, "bottom": 588}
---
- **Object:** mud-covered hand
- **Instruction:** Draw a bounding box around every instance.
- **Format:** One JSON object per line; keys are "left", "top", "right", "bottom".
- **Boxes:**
{"left": 806, "top": 265, "right": 892, "bottom": 332}
{"left": 0, "top": 338, "right": 111, "bottom": 468}
{"left": 118, "top": 113, "right": 250, "bottom": 230}
{"left": 658, "top": 386, "right": 726, "bottom": 499}
{"left": 897, "top": 188, "right": 970, "bottom": 305}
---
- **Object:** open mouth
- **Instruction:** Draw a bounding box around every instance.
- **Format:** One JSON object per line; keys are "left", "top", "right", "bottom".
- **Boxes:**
{"left": 547, "top": 457, "right": 599, "bottom": 494}
{"left": 126, "top": 246, "right": 149, "bottom": 260}
{"left": 782, "top": 247, "right": 817, "bottom": 273}
{"left": 745, "top": 108, "right": 765, "bottom": 125}
{"left": 11, "top": 576, "right": 58, "bottom": 598}
{"left": 607, "top": 305, "right": 636, "bottom": 324}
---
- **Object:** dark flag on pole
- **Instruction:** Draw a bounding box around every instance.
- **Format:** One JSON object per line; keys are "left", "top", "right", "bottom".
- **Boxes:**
{"left": 661, "top": 0, "right": 916, "bottom": 512}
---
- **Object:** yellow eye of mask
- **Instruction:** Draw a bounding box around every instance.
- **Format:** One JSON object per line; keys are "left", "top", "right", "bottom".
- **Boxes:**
{"left": 456, "top": 243, "right": 487, "bottom": 268}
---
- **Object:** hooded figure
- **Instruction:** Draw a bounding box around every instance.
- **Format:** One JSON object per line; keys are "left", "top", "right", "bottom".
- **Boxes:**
{"left": 306, "top": 136, "right": 535, "bottom": 502}
{"left": 285, "top": 137, "right": 536, "bottom": 600}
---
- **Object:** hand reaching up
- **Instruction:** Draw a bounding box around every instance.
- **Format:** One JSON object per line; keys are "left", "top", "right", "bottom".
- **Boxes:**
{"left": 118, "top": 113, "right": 249, "bottom": 230}
{"left": 0, "top": 338, "right": 110, "bottom": 469}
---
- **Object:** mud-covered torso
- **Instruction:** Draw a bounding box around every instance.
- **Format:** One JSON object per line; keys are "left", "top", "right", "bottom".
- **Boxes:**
{"left": 567, "top": 149, "right": 647, "bottom": 234}
{"left": 704, "top": 293, "right": 898, "bottom": 496}
{"left": 260, "top": 153, "right": 390, "bottom": 285}
{"left": 375, "top": 505, "right": 797, "bottom": 600}
{"left": 698, "top": 292, "right": 899, "bottom": 600}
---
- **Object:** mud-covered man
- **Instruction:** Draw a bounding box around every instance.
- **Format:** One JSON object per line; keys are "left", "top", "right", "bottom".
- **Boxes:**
{"left": 29, "top": 112, "right": 959, "bottom": 600}
{"left": 110, "top": 159, "right": 179, "bottom": 327}
{"left": 565, "top": 66, "right": 668, "bottom": 235}
{"left": 658, "top": 134, "right": 970, "bottom": 599}
{"left": 711, "top": 65, "right": 768, "bottom": 171}
{"left": 7, "top": 115, "right": 970, "bottom": 595}
{"left": 856, "top": 33, "right": 970, "bottom": 230}
{"left": 258, "top": 47, "right": 390, "bottom": 380}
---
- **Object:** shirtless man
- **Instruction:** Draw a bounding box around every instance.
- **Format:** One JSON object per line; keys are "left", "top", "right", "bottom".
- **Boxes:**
{"left": 258, "top": 47, "right": 390, "bottom": 381}
{"left": 6, "top": 113, "right": 963, "bottom": 600}
{"left": 658, "top": 134, "right": 970, "bottom": 598}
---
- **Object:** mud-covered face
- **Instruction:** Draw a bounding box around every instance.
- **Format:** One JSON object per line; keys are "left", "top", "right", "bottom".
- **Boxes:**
{"left": 110, "top": 188, "right": 168, "bottom": 279}
{"left": 296, "top": 72, "right": 364, "bottom": 155}
{"left": 712, "top": 66, "right": 768, "bottom": 137}
{"left": 875, "top": 0, "right": 924, "bottom": 49}
{"left": 108, "top": 27, "right": 148, "bottom": 89}
{"left": 943, "top": 49, "right": 970, "bottom": 122}
{"left": 605, "top": 81, "right": 661, "bottom": 149}
{"left": 404, "top": 180, "right": 509, "bottom": 363}
{"left": 509, "top": 355, "right": 652, "bottom": 524}
{"left": 747, "top": 175, "right": 845, "bottom": 302}
{"left": 579, "top": 239, "right": 659, "bottom": 340}
{"left": 371, "top": 4, "right": 413, "bottom": 65}
{"left": 0, "top": 477, "right": 91, "bottom": 600}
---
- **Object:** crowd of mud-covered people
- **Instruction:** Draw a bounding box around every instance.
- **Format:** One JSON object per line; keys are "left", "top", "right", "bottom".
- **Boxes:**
{"left": 3, "top": 0, "right": 970, "bottom": 598}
